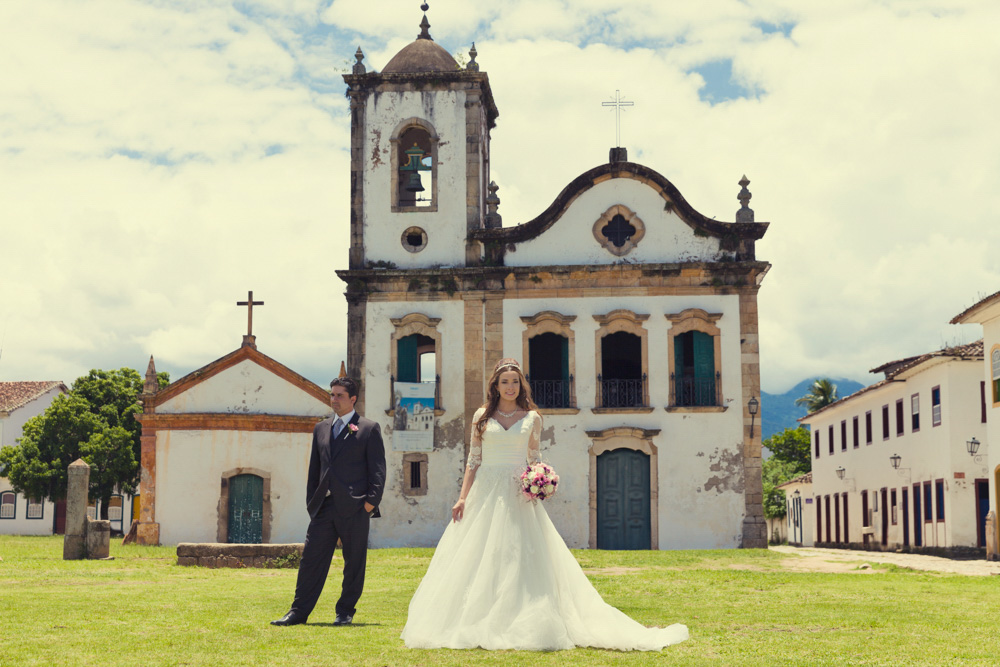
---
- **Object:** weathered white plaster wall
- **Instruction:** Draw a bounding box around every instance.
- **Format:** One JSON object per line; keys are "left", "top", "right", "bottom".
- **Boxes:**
{"left": 0, "top": 387, "right": 64, "bottom": 535}
{"left": 362, "top": 89, "right": 468, "bottom": 268}
{"left": 363, "top": 298, "right": 468, "bottom": 547}
{"left": 984, "top": 316, "right": 1000, "bottom": 518}
{"left": 503, "top": 294, "right": 746, "bottom": 549}
{"left": 156, "top": 429, "right": 311, "bottom": 545}
{"left": 806, "top": 358, "right": 987, "bottom": 549}
{"left": 156, "top": 361, "right": 330, "bottom": 416}
{"left": 507, "top": 179, "right": 721, "bottom": 267}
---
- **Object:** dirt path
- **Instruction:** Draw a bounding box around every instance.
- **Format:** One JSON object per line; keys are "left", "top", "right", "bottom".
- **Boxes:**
{"left": 770, "top": 545, "right": 1000, "bottom": 576}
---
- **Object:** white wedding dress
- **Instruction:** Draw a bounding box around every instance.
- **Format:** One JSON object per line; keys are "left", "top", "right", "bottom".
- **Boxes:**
{"left": 401, "top": 409, "right": 688, "bottom": 651}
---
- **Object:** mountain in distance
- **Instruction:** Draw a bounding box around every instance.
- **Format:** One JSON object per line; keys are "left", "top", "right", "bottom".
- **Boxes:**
{"left": 760, "top": 377, "right": 867, "bottom": 445}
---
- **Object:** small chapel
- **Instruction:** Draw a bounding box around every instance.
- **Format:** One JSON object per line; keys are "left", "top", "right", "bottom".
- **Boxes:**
{"left": 337, "top": 6, "right": 771, "bottom": 550}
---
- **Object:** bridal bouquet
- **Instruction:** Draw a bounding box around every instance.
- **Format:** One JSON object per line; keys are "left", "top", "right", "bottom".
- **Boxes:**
{"left": 520, "top": 462, "right": 559, "bottom": 502}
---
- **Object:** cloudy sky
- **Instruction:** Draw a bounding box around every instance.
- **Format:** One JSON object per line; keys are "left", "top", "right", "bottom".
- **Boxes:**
{"left": 1, "top": 0, "right": 998, "bottom": 395}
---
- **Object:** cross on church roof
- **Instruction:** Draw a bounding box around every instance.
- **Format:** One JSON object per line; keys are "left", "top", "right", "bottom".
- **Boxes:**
{"left": 602, "top": 89, "right": 634, "bottom": 148}
{"left": 237, "top": 290, "right": 264, "bottom": 348}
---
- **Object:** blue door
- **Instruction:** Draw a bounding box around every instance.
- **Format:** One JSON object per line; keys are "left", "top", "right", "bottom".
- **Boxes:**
{"left": 228, "top": 474, "right": 263, "bottom": 544}
{"left": 597, "top": 449, "right": 651, "bottom": 550}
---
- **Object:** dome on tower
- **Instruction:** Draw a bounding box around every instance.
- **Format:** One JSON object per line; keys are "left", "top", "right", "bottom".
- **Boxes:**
{"left": 382, "top": 3, "right": 458, "bottom": 74}
{"left": 383, "top": 38, "right": 458, "bottom": 74}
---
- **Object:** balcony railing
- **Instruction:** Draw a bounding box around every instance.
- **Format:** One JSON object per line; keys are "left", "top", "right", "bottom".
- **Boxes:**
{"left": 670, "top": 372, "right": 721, "bottom": 407}
{"left": 527, "top": 376, "right": 575, "bottom": 409}
{"left": 597, "top": 374, "right": 647, "bottom": 408}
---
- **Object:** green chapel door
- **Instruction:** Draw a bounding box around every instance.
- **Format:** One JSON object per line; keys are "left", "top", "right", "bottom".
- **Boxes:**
{"left": 597, "top": 449, "right": 651, "bottom": 550}
{"left": 228, "top": 474, "right": 263, "bottom": 544}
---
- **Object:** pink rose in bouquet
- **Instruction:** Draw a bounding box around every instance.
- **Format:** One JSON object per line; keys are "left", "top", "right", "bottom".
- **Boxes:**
{"left": 520, "top": 462, "right": 559, "bottom": 501}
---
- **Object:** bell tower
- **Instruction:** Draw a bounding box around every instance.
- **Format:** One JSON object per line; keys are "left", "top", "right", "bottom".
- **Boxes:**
{"left": 343, "top": 3, "right": 499, "bottom": 271}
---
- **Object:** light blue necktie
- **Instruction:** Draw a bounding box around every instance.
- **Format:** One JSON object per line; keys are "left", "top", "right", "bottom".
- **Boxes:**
{"left": 333, "top": 418, "right": 344, "bottom": 439}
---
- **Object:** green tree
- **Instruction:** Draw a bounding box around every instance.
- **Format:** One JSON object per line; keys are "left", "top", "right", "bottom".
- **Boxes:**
{"left": 762, "top": 457, "right": 802, "bottom": 520}
{"left": 794, "top": 378, "right": 839, "bottom": 413}
{"left": 764, "top": 426, "right": 812, "bottom": 473}
{"left": 0, "top": 367, "right": 169, "bottom": 518}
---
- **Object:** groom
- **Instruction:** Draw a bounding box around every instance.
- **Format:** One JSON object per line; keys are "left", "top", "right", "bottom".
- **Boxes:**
{"left": 272, "top": 376, "right": 386, "bottom": 627}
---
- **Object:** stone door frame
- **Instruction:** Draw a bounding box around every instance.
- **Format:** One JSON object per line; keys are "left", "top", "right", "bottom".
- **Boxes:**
{"left": 217, "top": 468, "right": 272, "bottom": 544}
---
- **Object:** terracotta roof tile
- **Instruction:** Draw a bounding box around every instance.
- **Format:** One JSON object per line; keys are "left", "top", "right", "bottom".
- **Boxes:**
{"left": 0, "top": 381, "right": 67, "bottom": 413}
{"left": 776, "top": 472, "right": 812, "bottom": 489}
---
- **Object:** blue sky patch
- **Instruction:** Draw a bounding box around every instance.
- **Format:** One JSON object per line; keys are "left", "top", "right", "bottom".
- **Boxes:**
{"left": 755, "top": 21, "right": 795, "bottom": 38}
{"left": 689, "top": 59, "right": 758, "bottom": 105}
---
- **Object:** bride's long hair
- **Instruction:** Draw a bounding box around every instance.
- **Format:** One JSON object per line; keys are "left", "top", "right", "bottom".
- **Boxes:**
{"left": 475, "top": 358, "right": 538, "bottom": 437}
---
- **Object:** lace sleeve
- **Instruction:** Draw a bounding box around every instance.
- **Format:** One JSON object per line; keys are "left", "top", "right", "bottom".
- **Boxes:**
{"left": 526, "top": 411, "right": 542, "bottom": 464}
{"left": 466, "top": 408, "right": 485, "bottom": 470}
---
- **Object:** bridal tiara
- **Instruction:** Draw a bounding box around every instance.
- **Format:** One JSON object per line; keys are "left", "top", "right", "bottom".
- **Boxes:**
{"left": 494, "top": 358, "right": 521, "bottom": 372}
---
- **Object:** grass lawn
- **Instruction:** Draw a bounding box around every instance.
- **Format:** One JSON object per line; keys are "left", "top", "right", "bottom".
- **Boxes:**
{"left": 2, "top": 536, "right": 999, "bottom": 666}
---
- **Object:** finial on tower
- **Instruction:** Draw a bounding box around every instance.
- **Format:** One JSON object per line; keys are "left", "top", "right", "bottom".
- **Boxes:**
{"left": 485, "top": 181, "right": 502, "bottom": 228}
{"left": 339, "top": 361, "right": 348, "bottom": 378}
{"left": 143, "top": 355, "right": 158, "bottom": 395}
{"left": 353, "top": 46, "right": 366, "bottom": 75}
{"left": 736, "top": 175, "right": 754, "bottom": 223}
{"left": 418, "top": 2, "right": 432, "bottom": 40}
{"left": 467, "top": 42, "right": 479, "bottom": 71}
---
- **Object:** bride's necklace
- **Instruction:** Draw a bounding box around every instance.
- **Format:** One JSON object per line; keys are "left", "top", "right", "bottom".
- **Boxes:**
{"left": 496, "top": 406, "right": 519, "bottom": 418}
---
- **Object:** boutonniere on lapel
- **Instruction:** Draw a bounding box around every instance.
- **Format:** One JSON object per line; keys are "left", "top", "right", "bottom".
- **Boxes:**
{"left": 348, "top": 424, "right": 359, "bottom": 434}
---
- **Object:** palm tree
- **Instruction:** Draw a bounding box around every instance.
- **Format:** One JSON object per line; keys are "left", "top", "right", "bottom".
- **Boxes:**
{"left": 795, "top": 378, "right": 839, "bottom": 413}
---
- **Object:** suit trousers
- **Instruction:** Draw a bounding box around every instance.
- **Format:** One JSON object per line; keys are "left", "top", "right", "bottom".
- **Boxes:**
{"left": 291, "top": 496, "right": 371, "bottom": 618}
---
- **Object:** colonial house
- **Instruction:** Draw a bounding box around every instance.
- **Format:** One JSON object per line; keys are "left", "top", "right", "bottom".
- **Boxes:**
{"left": 777, "top": 472, "right": 814, "bottom": 547}
{"left": 335, "top": 8, "right": 771, "bottom": 550}
{"left": 0, "top": 381, "right": 67, "bottom": 534}
{"left": 951, "top": 288, "right": 1000, "bottom": 559}
{"left": 800, "top": 341, "right": 989, "bottom": 553}
{"left": 134, "top": 340, "right": 332, "bottom": 546}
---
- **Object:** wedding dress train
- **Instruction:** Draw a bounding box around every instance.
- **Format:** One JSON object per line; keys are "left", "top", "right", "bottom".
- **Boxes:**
{"left": 401, "top": 410, "right": 688, "bottom": 651}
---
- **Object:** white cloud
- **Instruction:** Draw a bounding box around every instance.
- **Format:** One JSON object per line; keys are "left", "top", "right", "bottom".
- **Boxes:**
{"left": 2, "top": 0, "right": 999, "bottom": 397}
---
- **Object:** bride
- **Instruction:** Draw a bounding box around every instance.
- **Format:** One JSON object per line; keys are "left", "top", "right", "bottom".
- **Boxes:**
{"left": 401, "top": 358, "right": 688, "bottom": 651}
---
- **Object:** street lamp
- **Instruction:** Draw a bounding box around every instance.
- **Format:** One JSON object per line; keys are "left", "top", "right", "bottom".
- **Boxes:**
{"left": 890, "top": 453, "right": 902, "bottom": 469}
{"left": 836, "top": 466, "right": 845, "bottom": 480}
{"left": 748, "top": 396, "right": 759, "bottom": 438}
{"left": 967, "top": 437, "right": 981, "bottom": 457}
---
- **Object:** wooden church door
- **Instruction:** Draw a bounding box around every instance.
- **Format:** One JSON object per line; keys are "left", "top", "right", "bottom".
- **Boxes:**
{"left": 228, "top": 474, "right": 263, "bottom": 544}
{"left": 597, "top": 449, "right": 651, "bottom": 549}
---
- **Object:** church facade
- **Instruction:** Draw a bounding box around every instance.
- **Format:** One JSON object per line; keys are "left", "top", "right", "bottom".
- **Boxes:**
{"left": 336, "top": 14, "right": 771, "bottom": 550}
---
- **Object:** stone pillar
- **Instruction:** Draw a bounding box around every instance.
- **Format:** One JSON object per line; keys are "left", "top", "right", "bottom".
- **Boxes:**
{"left": 137, "top": 431, "right": 160, "bottom": 546}
{"left": 86, "top": 519, "right": 111, "bottom": 559}
{"left": 986, "top": 511, "right": 996, "bottom": 561}
{"left": 63, "top": 459, "right": 90, "bottom": 560}
{"left": 739, "top": 289, "right": 768, "bottom": 548}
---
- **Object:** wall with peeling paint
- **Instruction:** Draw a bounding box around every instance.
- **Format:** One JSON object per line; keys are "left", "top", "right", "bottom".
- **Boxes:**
{"left": 362, "top": 89, "right": 468, "bottom": 269}
{"left": 506, "top": 179, "right": 721, "bottom": 267}
{"left": 156, "top": 360, "right": 331, "bottom": 416}
{"left": 156, "top": 429, "right": 311, "bottom": 545}
{"left": 364, "top": 299, "right": 469, "bottom": 547}
{"left": 503, "top": 294, "right": 747, "bottom": 549}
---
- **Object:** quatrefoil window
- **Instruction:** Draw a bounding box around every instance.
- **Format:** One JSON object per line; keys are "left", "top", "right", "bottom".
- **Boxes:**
{"left": 593, "top": 205, "right": 645, "bottom": 256}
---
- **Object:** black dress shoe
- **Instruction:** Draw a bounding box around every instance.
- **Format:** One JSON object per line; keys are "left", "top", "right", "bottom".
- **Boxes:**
{"left": 271, "top": 611, "right": 307, "bottom": 626}
{"left": 333, "top": 613, "right": 354, "bottom": 626}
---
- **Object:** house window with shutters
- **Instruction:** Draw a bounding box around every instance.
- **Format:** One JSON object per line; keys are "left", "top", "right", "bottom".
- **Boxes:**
{"left": 26, "top": 497, "right": 43, "bottom": 519}
{"left": 992, "top": 346, "right": 1000, "bottom": 405}
{"left": 666, "top": 309, "right": 723, "bottom": 410}
{"left": 521, "top": 311, "right": 578, "bottom": 412}
{"left": 390, "top": 313, "right": 443, "bottom": 413}
{"left": 931, "top": 386, "right": 942, "bottom": 426}
{"left": 593, "top": 310, "right": 650, "bottom": 412}
{"left": 0, "top": 491, "right": 15, "bottom": 519}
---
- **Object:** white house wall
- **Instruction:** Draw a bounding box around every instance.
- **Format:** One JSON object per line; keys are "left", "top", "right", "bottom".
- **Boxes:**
{"left": 364, "top": 299, "right": 467, "bottom": 547}
{"left": 156, "top": 360, "right": 331, "bottom": 416}
{"left": 504, "top": 294, "right": 746, "bottom": 549}
{"left": 363, "top": 89, "right": 468, "bottom": 268}
{"left": 985, "top": 316, "right": 1000, "bottom": 518}
{"left": 0, "top": 386, "right": 64, "bottom": 535}
{"left": 506, "top": 179, "right": 721, "bottom": 268}
{"left": 155, "top": 429, "right": 311, "bottom": 545}
{"left": 808, "top": 358, "right": 986, "bottom": 549}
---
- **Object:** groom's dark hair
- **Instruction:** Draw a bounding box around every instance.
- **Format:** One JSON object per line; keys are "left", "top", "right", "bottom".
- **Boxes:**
{"left": 330, "top": 377, "right": 359, "bottom": 398}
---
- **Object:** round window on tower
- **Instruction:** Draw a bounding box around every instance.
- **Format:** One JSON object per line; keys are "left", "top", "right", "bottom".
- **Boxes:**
{"left": 401, "top": 226, "right": 428, "bottom": 253}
